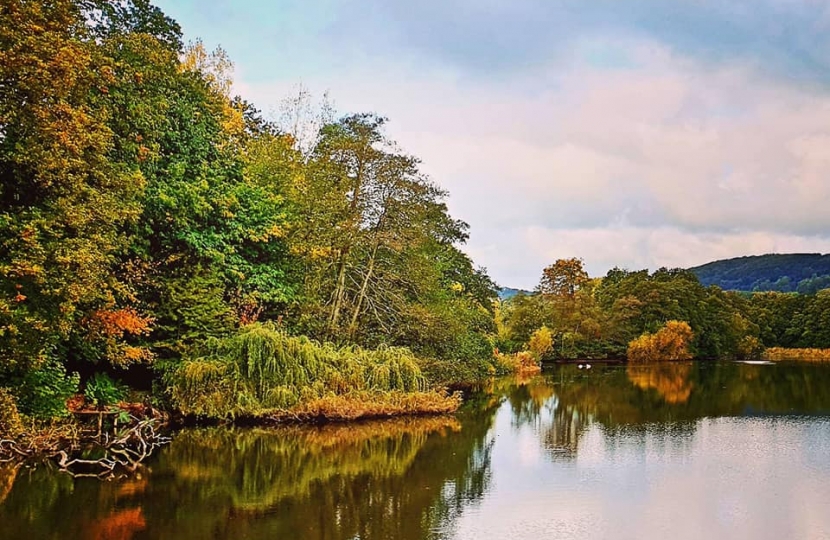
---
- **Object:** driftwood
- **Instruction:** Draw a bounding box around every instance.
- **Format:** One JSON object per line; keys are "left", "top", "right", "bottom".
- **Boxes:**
{"left": 0, "top": 416, "right": 170, "bottom": 479}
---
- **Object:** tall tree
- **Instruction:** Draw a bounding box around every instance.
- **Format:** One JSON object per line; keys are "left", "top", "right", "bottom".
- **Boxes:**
{"left": 0, "top": 0, "right": 147, "bottom": 372}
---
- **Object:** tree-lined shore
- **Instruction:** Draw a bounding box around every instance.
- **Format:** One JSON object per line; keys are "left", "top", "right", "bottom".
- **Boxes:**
{"left": 0, "top": 0, "right": 506, "bottom": 436}
{"left": 2, "top": 1, "right": 830, "bottom": 457}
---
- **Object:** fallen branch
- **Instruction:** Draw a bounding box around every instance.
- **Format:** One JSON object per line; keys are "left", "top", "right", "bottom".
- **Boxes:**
{"left": 0, "top": 415, "right": 171, "bottom": 480}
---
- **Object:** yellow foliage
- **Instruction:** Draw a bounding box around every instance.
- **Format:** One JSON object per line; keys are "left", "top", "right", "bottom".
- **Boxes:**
{"left": 762, "top": 347, "right": 830, "bottom": 362}
{"left": 627, "top": 362, "right": 693, "bottom": 404}
{"left": 493, "top": 350, "right": 541, "bottom": 375}
{"left": 527, "top": 325, "right": 553, "bottom": 360}
{"left": 627, "top": 320, "right": 694, "bottom": 363}
{"left": 282, "top": 390, "right": 462, "bottom": 422}
{"left": 0, "top": 388, "right": 24, "bottom": 438}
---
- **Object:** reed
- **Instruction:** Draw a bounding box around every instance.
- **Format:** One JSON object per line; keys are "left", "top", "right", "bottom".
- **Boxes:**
{"left": 762, "top": 347, "right": 830, "bottom": 362}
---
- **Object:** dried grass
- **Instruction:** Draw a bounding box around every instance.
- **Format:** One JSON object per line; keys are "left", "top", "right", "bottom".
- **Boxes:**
{"left": 763, "top": 347, "right": 830, "bottom": 362}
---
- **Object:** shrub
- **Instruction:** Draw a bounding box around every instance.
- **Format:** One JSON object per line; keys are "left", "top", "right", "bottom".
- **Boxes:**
{"left": 170, "top": 323, "right": 438, "bottom": 419}
{"left": 762, "top": 347, "right": 830, "bottom": 362}
{"left": 627, "top": 320, "right": 694, "bottom": 363}
{"left": 737, "top": 336, "right": 764, "bottom": 360}
{"left": 0, "top": 388, "right": 24, "bottom": 438}
{"left": 84, "top": 373, "right": 127, "bottom": 410}
{"left": 493, "top": 350, "right": 541, "bottom": 375}
{"left": 15, "top": 358, "right": 80, "bottom": 419}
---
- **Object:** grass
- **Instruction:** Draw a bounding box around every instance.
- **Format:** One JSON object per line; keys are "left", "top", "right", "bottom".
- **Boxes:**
{"left": 762, "top": 347, "right": 830, "bottom": 362}
{"left": 276, "top": 390, "right": 462, "bottom": 422}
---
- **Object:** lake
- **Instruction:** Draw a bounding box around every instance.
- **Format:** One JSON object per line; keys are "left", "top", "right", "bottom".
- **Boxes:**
{"left": 2, "top": 361, "right": 830, "bottom": 539}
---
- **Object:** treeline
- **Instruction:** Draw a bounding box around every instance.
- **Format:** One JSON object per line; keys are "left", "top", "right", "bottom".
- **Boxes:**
{"left": 690, "top": 253, "right": 830, "bottom": 293}
{"left": 498, "top": 258, "right": 830, "bottom": 360}
{"left": 0, "top": 0, "right": 497, "bottom": 421}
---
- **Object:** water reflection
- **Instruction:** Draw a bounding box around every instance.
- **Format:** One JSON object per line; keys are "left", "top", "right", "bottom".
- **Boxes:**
{"left": 2, "top": 361, "right": 830, "bottom": 540}
{"left": 627, "top": 362, "right": 694, "bottom": 404}
{"left": 0, "top": 408, "right": 499, "bottom": 540}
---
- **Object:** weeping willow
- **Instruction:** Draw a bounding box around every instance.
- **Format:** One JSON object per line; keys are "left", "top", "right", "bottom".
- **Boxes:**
{"left": 170, "top": 323, "right": 447, "bottom": 419}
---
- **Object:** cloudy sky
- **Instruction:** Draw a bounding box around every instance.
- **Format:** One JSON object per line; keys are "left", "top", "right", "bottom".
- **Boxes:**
{"left": 156, "top": 0, "right": 830, "bottom": 289}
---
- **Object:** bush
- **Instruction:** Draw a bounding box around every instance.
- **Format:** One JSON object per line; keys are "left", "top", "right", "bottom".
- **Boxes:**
{"left": 737, "top": 336, "right": 764, "bottom": 360}
{"left": 15, "top": 358, "right": 80, "bottom": 420}
{"left": 0, "top": 388, "right": 24, "bottom": 438}
{"left": 493, "top": 350, "right": 541, "bottom": 375}
{"left": 627, "top": 320, "right": 694, "bottom": 363}
{"left": 169, "top": 323, "right": 437, "bottom": 419}
{"left": 84, "top": 373, "right": 127, "bottom": 410}
{"left": 419, "top": 357, "right": 496, "bottom": 385}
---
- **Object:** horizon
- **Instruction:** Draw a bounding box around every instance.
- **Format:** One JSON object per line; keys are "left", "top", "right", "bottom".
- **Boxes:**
{"left": 156, "top": 1, "right": 830, "bottom": 289}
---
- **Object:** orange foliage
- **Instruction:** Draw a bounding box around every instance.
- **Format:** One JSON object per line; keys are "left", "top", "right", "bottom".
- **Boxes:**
{"left": 86, "top": 508, "right": 146, "bottom": 540}
{"left": 88, "top": 308, "right": 153, "bottom": 338}
{"left": 494, "top": 350, "right": 542, "bottom": 375}
{"left": 627, "top": 362, "right": 694, "bottom": 404}
{"left": 84, "top": 308, "right": 155, "bottom": 367}
{"left": 763, "top": 347, "right": 830, "bottom": 362}
{"left": 627, "top": 320, "right": 694, "bottom": 363}
{"left": 65, "top": 394, "right": 85, "bottom": 412}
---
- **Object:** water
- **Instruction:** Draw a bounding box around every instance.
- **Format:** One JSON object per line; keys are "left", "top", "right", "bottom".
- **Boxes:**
{"left": 2, "top": 361, "right": 830, "bottom": 540}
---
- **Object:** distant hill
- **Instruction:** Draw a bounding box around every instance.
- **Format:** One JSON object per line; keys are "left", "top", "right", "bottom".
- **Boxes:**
{"left": 498, "top": 287, "right": 532, "bottom": 300}
{"left": 689, "top": 253, "right": 830, "bottom": 293}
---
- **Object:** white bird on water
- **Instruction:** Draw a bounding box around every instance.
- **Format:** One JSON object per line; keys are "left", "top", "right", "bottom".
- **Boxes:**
{"left": 578, "top": 364, "right": 584, "bottom": 369}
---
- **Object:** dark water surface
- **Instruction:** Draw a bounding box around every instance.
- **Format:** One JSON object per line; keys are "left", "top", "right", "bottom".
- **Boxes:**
{"left": 2, "top": 361, "right": 830, "bottom": 540}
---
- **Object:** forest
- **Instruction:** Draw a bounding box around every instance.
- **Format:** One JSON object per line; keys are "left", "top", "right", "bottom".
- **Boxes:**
{"left": 690, "top": 253, "right": 830, "bottom": 293}
{"left": 1, "top": 0, "right": 829, "bottom": 433}
{"left": 0, "top": 0, "right": 500, "bottom": 427}
{"left": 497, "top": 258, "right": 830, "bottom": 362}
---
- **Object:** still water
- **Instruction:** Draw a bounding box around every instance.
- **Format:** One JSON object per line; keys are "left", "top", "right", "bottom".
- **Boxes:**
{"left": 2, "top": 361, "right": 830, "bottom": 540}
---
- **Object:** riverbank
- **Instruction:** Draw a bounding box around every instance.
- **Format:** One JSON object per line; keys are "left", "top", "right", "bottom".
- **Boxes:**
{"left": 0, "top": 324, "right": 540, "bottom": 469}
{"left": 763, "top": 347, "right": 830, "bottom": 362}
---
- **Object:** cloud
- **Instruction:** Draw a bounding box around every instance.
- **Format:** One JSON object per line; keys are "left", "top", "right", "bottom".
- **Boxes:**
{"left": 330, "top": 0, "right": 830, "bottom": 85}
{"left": 156, "top": 0, "right": 830, "bottom": 288}
{"left": 234, "top": 36, "right": 830, "bottom": 287}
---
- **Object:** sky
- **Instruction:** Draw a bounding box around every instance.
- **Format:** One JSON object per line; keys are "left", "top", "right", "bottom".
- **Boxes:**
{"left": 155, "top": 0, "right": 830, "bottom": 289}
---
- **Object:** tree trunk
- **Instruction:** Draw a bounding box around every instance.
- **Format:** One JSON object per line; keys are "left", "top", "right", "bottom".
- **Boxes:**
{"left": 348, "top": 243, "right": 379, "bottom": 339}
{"left": 328, "top": 247, "right": 350, "bottom": 334}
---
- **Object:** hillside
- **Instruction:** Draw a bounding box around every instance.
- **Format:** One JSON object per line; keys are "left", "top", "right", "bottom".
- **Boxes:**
{"left": 689, "top": 253, "right": 830, "bottom": 293}
{"left": 498, "top": 287, "right": 533, "bottom": 300}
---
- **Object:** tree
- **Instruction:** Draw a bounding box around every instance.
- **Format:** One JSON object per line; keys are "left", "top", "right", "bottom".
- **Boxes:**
{"left": 538, "top": 258, "right": 589, "bottom": 298}
{"left": 627, "top": 321, "right": 694, "bottom": 363}
{"left": 527, "top": 326, "right": 554, "bottom": 361}
{"left": 0, "top": 0, "right": 149, "bottom": 375}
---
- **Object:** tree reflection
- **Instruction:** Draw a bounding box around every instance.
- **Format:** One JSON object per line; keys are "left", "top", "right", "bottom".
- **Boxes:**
{"left": 0, "top": 406, "right": 500, "bottom": 540}
{"left": 0, "top": 464, "right": 19, "bottom": 505}
{"left": 626, "top": 362, "right": 694, "bottom": 404}
{"left": 512, "top": 362, "right": 830, "bottom": 461}
{"left": 4, "top": 363, "right": 830, "bottom": 539}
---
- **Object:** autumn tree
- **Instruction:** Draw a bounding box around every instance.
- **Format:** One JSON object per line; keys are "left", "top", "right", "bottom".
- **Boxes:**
{"left": 627, "top": 320, "right": 694, "bottom": 363}
{"left": 538, "top": 258, "right": 589, "bottom": 298}
{"left": 0, "top": 0, "right": 150, "bottom": 378}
